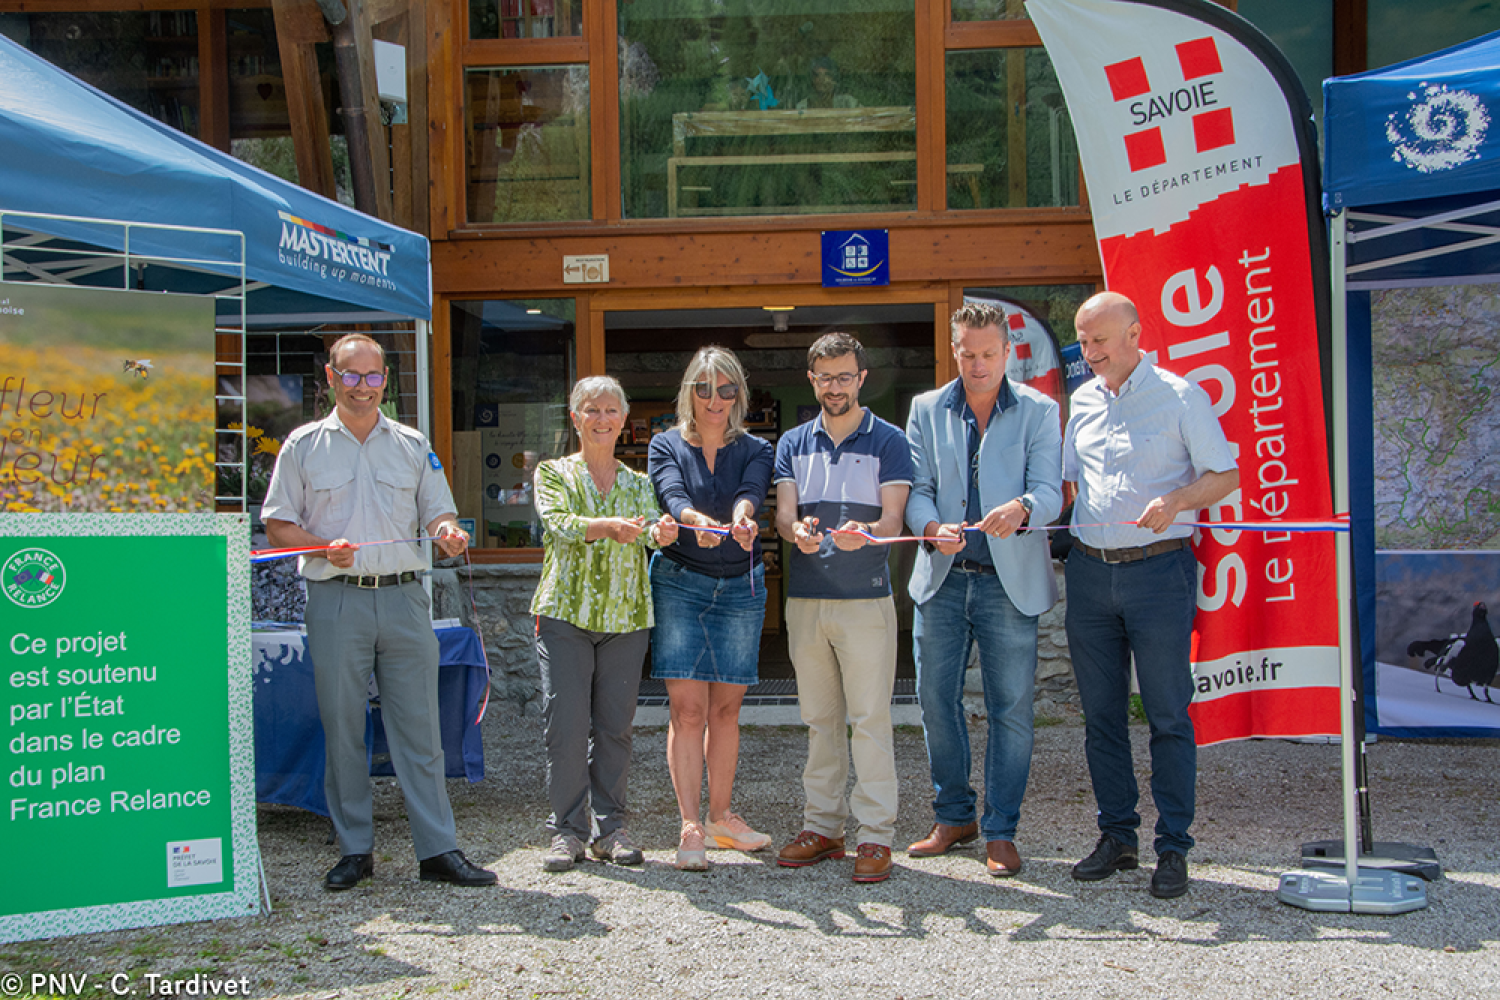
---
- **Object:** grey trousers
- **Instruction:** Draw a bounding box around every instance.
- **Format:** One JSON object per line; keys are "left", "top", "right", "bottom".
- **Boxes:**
{"left": 305, "top": 578, "right": 457, "bottom": 861}
{"left": 535, "top": 616, "right": 648, "bottom": 842}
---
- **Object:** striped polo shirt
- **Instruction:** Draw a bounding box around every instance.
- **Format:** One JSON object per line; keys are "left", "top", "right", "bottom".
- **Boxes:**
{"left": 774, "top": 408, "right": 914, "bottom": 600}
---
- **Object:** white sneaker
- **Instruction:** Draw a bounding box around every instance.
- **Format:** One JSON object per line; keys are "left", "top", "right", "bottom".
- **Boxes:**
{"left": 704, "top": 812, "right": 772, "bottom": 852}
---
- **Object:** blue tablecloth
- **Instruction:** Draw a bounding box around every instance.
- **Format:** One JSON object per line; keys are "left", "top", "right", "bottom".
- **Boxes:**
{"left": 252, "top": 625, "right": 487, "bottom": 817}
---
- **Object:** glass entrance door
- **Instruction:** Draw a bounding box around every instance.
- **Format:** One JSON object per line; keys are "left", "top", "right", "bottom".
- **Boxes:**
{"left": 604, "top": 301, "right": 935, "bottom": 689}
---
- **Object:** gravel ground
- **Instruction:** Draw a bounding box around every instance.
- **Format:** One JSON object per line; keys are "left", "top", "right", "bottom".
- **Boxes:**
{"left": 5, "top": 713, "right": 1499, "bottom": 1000}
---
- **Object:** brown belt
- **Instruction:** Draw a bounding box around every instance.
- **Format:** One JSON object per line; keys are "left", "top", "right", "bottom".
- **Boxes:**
{"left": 1076, "top": 538, "right": 1188, "bottom": 564}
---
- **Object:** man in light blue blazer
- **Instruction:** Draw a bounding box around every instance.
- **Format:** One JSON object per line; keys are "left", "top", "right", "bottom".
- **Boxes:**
{"left": 904, "top": 301, "right": 1063, "bottom": 878}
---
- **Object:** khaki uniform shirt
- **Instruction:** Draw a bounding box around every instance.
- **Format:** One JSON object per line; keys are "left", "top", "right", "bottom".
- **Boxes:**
{"left": 262, "top": 410, "right": 457, "bottom": 580}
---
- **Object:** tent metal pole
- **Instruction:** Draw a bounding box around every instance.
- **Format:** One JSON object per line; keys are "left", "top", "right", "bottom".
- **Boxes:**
{"left": 1330, "top": 210, "right": 1360, "bottom": 896}
{"left": 1278, "top": 211, "right": 1426, "bottom": 912}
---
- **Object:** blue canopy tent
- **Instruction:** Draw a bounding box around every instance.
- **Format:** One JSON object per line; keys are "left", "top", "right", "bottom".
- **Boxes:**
{"left": 0, "top": 34, "right": 436, "bottom": 506}
{"left": 0, "top": 33, "right": 431, "bottom": 325}
{"left": 1324, "top": 30, "right": 1500, "bottom": 738}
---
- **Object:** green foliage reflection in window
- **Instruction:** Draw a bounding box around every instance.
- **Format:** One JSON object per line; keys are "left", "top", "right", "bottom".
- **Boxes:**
{"left": 617, "top": 0, "right": 918, "bottom": 220}
{"left": 466, "top": 66, "right": 591, "bottom": 224}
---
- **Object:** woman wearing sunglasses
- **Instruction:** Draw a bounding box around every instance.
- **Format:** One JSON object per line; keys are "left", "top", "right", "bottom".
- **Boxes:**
{"left": 647, "top": 346, "right": 775, "bottom": 870}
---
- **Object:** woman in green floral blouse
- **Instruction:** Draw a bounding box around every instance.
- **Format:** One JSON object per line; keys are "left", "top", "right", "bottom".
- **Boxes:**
{"left": 531, "top": 376, "right": 679, "bottom": 873}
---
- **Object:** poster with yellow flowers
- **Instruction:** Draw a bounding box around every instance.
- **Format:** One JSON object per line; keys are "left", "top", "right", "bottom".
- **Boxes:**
{"left": 0, "top": 283, "right": 215, "bottom": 513}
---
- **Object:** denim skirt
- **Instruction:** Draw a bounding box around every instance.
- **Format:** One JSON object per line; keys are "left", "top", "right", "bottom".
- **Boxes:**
{"left": 649, "top": 553, "right": 766, "bottom": 685}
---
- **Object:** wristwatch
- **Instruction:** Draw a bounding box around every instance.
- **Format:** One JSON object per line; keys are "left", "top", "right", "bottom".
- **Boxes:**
{"left": 1017, "top": 496, "right": 1034, "bottom": 524}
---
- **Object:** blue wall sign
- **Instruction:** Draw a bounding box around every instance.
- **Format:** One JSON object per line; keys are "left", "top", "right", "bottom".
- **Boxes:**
{"left": 821, "top": 230, "right": 889, "bottom": 287}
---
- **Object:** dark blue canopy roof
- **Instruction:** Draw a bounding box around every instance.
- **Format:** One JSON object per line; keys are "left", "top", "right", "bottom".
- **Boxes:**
{"left": 0, "top": 33, "right": 430, "bottom": 322}
{"left": 1324, "top": 30, "right": 1500, "bottom": 287}
{"left": 1325, "top": 29, "right": 1500, "bottom": 212}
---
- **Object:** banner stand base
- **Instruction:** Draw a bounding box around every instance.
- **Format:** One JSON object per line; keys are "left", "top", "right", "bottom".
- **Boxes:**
{"left": 1278, "top": 867, "right": 1428, "bottom": 914}
{"left": 1300, "top": 839, "right": 1442, "bottom": 881}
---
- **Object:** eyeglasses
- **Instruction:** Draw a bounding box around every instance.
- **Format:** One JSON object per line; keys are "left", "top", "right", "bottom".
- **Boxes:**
{"left": 693, "top": 382, "right": 740, "bottom": 400}
{"left": 330, "top": 366, "right": 386, "bottom": 389}
{"left": 811, "top": 372, "right": 859, "bottom": 388}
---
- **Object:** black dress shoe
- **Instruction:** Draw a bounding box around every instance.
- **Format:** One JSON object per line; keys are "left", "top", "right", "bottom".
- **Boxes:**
{"left": 324, "top": 854, "right": 373, "bottom": 890}
{"left": 1149, "top": 850, "right": 1189, "bottom": 898}
{"left": 1071, "top": 835, "right": 1139, "bottom": 881}
{"left": 418, "top": 850, "right": 498, "bottom": 886}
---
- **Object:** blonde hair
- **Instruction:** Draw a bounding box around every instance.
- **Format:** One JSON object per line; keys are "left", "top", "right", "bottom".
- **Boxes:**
{"left": 674, "top": 346, "right": 750, "bottom": 444}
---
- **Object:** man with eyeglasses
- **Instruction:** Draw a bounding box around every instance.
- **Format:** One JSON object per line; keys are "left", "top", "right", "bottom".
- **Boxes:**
{"left": 903, "top": 301, "right": 1063, "bottom": 879}
{"left": 772, "top": 332, "right": 912, "bottom": 883}
{"left": 263, "top": 333, "right": 497, "bottom": 890}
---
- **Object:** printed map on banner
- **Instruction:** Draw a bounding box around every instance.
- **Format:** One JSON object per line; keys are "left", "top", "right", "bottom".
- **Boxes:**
{"left": 1373, "top": 285, "right": 1500, "bottom": 550}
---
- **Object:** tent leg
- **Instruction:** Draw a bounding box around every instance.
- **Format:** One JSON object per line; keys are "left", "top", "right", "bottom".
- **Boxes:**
{"left": 1278, "top": 208, "right": 1428, "bottom": 914}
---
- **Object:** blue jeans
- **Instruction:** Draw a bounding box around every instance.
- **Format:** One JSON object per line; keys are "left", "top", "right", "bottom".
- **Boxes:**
{"left": 1064, "top": 546, "right": 1198, "bottom": 856}
{"left": 913, "top": 568, "right": 1038, "bottom": 843}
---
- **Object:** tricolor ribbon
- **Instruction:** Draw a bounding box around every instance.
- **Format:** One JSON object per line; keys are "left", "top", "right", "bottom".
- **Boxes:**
{"left": 250, "top": 537, "right": 432, "bottom": 563}
{"left": 824, "top": 518, "right": 1350, "bottom": 545}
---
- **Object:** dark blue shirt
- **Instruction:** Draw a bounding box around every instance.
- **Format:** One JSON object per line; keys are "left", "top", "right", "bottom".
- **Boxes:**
{"left": 942, "top": 378, "right": 1016, "bottom": 567}
{"left": 773, "top": 408, "right": 914, "bottom": 600}
{"left": 648, "top": 428, "right": 774, "bottom": 578}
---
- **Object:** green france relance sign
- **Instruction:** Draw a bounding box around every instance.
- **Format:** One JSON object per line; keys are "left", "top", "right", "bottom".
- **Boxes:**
{"left": 0, "top": 513, "right": 258, "bottom": 942}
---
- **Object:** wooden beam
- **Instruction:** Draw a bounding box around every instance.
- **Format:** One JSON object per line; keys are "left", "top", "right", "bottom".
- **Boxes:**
{"left": 432, "top": 219, "right": 1103, "bottom": 294}
{"left": 348, "top": 0, "right": 394, "bottom": 220}
{"left": 590, "top": 0, "right": 620, "bottom": 223}
{"left": 1333, "top": 0, "right": 1367, "bottom": 76}
{"left": 403, "top": 0, "right": 429, "bottom": 235}
{"left": 198, "top": 6, "right": 230, "bottom": 149}
{"left": 915, "top": 0, "right": 944, "bottom": 212}
{"left": 268, "top": 0, "right": 330, "bottom": 44}
{"left": 375, "top": 10, "right": 413, "bottom": 229}
{"left": 426, "top": 0, "right": 461, "bottom": 236}
{"left": 273, "top": 0, "right": 337, "bottom": 198}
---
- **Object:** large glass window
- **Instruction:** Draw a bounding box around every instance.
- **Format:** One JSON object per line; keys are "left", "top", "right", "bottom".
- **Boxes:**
{"left": 1236, "top": 0, "right": 1332, "bottom": 128}
{"left": 0, "top": 10, "right": 203, "bottom": 137}
{"left": 470, "top": 0, "right": 583, "bottom": 40}
{"left": 617, "top": 0, "right": 918, "bottom": 219}
{"left": 952, "top": 0, "right": 1029, "bottom": 21}
{"left": 1366, "top": 0, "right": 1494, "bottom": 69}
{"left": 466, "top": 66, "right": 591, "bottom": 224}
{"left": 946, "top": 49, "right": 1078, "bottom": 209}
{"left": 450, "top": 299, "right": 575, "bottom": 549}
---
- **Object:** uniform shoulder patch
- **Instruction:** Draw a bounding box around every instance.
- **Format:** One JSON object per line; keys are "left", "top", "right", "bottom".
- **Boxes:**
{"left": 428, "top": 452, "right": 442, "bottom": 471}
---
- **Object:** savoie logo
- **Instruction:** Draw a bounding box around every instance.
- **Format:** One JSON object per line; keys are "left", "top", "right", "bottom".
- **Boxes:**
{"left": 3, "top": 547, "right": 66, "bottom": 607}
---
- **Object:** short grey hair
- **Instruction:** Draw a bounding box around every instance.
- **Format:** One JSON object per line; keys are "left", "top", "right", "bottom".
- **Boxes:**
{"left": 950, "top": 301, "right": 1009, "bottom": 345}
{"left": 569, "top": 375, "right": 629, "bottom": 417}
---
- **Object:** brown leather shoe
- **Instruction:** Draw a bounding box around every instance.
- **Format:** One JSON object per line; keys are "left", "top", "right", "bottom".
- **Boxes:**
{"left": 985, "top": 839, "right": 1023, "bottom": 878}
{"left": 907, "top": 821, "right": 980, "bottom": 857}
{"left": 853, "top": 843, "right": 893, "bottom": 883}
{"left": 777, "top": 830, "right": 845, "bottom": 867}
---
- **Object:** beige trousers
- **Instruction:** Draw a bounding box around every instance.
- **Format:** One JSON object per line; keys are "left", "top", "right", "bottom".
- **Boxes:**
{"left": 785, "top": 596, "right": 899, "bottom": 847}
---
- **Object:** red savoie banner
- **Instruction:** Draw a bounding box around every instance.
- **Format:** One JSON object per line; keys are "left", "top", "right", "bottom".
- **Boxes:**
{"left": 1030, "top": 0, "right": 1339, "bottom": 744}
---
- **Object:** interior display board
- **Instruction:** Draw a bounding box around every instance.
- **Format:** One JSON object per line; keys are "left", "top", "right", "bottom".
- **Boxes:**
{"left": 0, "top": 283, "right": 216, "bottom": 513}
{"left": 0, "top": 513, "right": 258, "bottom": 943}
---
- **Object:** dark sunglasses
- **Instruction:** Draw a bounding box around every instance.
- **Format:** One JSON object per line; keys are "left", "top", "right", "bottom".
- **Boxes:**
{"left": 330, "top": 365, "right": 387, "bottom": 389}
{"left": 693, "top": 382, "right": 740, "bottom": 401}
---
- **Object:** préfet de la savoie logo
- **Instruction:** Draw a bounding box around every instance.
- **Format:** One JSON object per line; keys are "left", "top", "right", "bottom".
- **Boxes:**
{"left": 3, "top": 547, "right": 66, "bottom": 607}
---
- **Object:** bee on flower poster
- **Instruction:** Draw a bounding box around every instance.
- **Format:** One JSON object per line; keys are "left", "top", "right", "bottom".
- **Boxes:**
{"left": 0, "top": 282, "right": 215, "bottom": 513}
